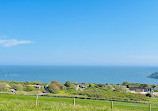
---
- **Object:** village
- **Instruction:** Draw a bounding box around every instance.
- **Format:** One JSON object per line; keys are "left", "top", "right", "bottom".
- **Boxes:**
{"left": 1, "top": 80, "right": 158, "bottom": 100}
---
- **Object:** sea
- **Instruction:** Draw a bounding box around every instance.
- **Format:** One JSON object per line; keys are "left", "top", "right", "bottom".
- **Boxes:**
{"left": 0, "top": 65, "right": 158, "bottom": 84}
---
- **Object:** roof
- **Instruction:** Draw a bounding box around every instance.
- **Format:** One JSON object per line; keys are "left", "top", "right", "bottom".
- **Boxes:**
{"left": 129, "top": 87, "right": 151, "bottom": 90}
{"left": 27, "top": 85, "right": 43, "bottom": 87}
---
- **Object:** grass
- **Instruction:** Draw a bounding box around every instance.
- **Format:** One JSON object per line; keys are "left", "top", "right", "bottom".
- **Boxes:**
{"left": 0, "top": 94, "right": 158, "bottom": 111}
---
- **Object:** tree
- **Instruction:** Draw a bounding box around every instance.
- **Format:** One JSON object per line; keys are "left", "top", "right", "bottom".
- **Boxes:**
{"left": 48, "top": 80, "right": 66, "bottom": 94}
{"left": 24, "top": 86, "right": 35, "bottom": 92}
{"left": 64, "top": 80, "right": 72, "bottom": 87}
{"left": 48, "top": 83, "right": 60, "bottom": 94}
{"left": 34, "top": 81, "right": 42, "bottom": 85}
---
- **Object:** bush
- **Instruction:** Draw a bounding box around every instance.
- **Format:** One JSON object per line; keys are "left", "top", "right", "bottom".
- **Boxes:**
{"left": 48, "top": 81, "right": 66, "bottom": 94}
{"left": 23, "top": 86, "right": 36, "bottom": 92}
{"left": 0, "top": 83, "right": 8, "bottom": 91}
{"left": 66, "top": 87, "right": 148, "bottom": 101}
{"left": 11, "top": 84, "right": 23, "bottom": 91}
{"left": 48, "top": 83, "right": 60, "bottom": 94}
{"left": 64, "top": 81, "right": 72, "bottom": 87}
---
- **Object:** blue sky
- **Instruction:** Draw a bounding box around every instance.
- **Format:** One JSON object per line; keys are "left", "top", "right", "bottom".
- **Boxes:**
{"left": 0, "top": 0, "right": 158, "bottom": 66}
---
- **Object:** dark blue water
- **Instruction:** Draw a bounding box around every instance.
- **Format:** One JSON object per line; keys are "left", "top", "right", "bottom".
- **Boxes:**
{"left": 0, "top": 65, "right": 157, "bottom": 84}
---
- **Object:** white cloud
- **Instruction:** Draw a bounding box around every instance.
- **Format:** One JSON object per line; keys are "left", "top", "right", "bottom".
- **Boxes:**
{"left": 0, "top": 39, "right": 32, "bottom": 47}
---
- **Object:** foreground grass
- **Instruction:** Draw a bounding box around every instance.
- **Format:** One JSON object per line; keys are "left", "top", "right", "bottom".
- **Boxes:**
{"left": 0, "top": 94, "right": 158, "bottom": 111}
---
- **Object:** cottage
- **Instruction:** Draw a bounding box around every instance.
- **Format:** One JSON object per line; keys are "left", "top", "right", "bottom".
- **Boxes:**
{"left": 75, "top": 84, "right": 86, "bottom": 91}
{"left": 27, "top": 85, "right": 43, "bottom": 89}
{"left": 129, "top": 87, "right": 152, "bottom": 94}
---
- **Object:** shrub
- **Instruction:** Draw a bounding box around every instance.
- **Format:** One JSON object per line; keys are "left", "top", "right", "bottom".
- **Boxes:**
{"left": 48, "top": 81, "right": 66, "bottom": 94}
{"left": 48, "top": 83, "right": 60, "bottom": 94}
{"left": 23, "top": 86, "right": 36, "bottom": 92}
{"left": 0, "top": 83, "right": 8, "bottom": 91}
{"left": 11, "top": 84, "right": 23, "bottom": 91}
{"left": 64, "top": 80, "right": 72, "bottom": 87}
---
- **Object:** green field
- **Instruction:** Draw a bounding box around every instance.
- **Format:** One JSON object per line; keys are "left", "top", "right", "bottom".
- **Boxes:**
{"left": 0, "top": 94, "right": 158, "bottom": 111}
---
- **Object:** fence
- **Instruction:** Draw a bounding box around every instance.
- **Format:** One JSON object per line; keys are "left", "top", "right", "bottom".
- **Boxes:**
{"left": 35, "top": 95, "right": 156, "bottom": 111}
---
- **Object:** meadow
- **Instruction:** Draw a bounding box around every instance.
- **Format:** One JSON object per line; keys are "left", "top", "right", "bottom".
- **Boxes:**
{"left": 0, "top": 94, "right": 158, "bottom": 111}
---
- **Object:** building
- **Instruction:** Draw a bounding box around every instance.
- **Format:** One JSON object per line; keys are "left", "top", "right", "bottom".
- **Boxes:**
{"left": 129, "top": 87, "right": 152, "bottom": 93}
{"left": 27, "top": 85, "right": 43, "bottom": 89}
{"left": 75, "top": 84, "right": 86, "bottom": 91}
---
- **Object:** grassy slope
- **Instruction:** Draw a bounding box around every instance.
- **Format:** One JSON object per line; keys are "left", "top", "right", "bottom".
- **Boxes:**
{"left": 0, "top": 94, "right": 158, "bottom": 111}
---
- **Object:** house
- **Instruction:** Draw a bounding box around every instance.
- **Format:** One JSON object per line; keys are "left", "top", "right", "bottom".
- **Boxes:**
{"left": 129, "top": 87, "right": 152, "bottom": 94}
{"left": 10, "top": 89, "right": 15, "bottom": 93}
{"left": 27, "top": 85, "right": 43, "bottom": 89}
{"left": 75, "top": 84, "right": 86, "bottom": 91}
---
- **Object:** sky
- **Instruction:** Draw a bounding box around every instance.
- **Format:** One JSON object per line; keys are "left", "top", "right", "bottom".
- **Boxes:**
{"left": 0, "top": 0, "right": 158, "bottom": 66}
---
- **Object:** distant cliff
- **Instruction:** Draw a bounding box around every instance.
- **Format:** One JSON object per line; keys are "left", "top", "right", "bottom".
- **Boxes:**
{"left": 148, "top": 72, "right": 158, "bottom": 79}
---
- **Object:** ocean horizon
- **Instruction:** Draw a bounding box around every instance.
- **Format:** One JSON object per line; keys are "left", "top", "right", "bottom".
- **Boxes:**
{"left": 0, "top": 65, "right": 157, "bottom": 84}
